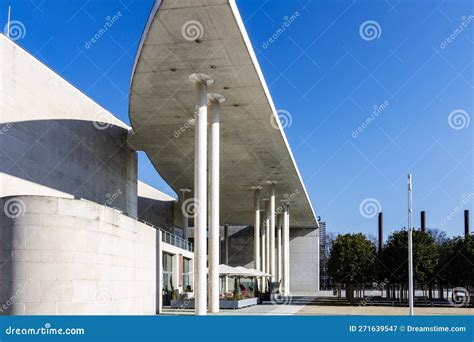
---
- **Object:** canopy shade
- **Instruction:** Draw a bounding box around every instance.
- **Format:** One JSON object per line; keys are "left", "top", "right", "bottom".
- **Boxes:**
{"left": 129, "top": 0, "right": 318, "bottom": 228}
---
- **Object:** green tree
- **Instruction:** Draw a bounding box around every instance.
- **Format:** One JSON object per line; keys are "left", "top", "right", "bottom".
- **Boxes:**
{"left": 436, "top": 235, "right": 473, "bottom": 287}
{"left": 327, "top": 233, "right": 376, "bottom": 303}
{"left": 381, "top": 230, "right": 438, "bottom": 287}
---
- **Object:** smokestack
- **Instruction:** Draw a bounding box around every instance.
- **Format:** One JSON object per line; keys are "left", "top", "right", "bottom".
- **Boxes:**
{"left": 378, "top": 212, "right": 383, "bottom": 251}
{"left": 464, "top": 210, "right": 470, "bottom": 238}
{"left": 421, "top": 211, "right": 426, "bottom": 232}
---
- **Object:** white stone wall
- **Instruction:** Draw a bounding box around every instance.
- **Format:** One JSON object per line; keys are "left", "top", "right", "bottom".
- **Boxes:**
{"left": 0, "top": 195, "right": 156, "bottom": 315}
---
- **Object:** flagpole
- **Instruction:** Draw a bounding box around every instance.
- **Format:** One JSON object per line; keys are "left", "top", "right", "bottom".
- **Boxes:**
{"left": 7, "top": 6, "right": 11, "bottom": 38}
{"left": 408, "top": 174, "right": 414, "bottom": 315}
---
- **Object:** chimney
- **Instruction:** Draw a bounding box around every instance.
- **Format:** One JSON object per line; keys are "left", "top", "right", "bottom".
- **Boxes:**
{"left": 421, "top": 211, "right": 426, "bottom": 232}
{"left": 465, "top": 210, "right": 470, "bottom": 238}
{"left": 378, "top": 212, "right": 383, "bottom": 251}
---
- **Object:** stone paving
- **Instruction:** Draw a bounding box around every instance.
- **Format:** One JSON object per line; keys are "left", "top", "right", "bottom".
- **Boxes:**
{"left": 161, "top": 296, "right": 473, "bottom": 316}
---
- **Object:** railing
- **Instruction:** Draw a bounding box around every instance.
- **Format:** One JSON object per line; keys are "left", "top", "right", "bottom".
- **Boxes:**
{"left": 161, "top": 229, "right": 194, "bottom": 252}
{"left": 102, "top": 203, "right": 194, "bottom": 253}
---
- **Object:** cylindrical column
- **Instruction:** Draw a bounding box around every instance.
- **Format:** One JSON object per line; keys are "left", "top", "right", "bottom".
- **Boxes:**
{"left": 408, "top": 174, "right": 414, "bottom": 316}
{"left": 421, "top": 211, "right": 426, "bottom": 232}
{"left": 282, "top": 204, "right": 290, "bottom": 295}
{"left": 378, "top": 212, "right": 383, "bottom": 252}
{"left": 189, "top": 73, "right": 213, "bottom": 316}
{"left": 252, "top": 186, "right": 262, "bottom": 271}
{"left": 224, "top": 224, "right": 229, "bottom": 292}
{"left": 464, "top": 210, "right": 470, "bottom": 238}
{"left": 264, "top": 199, "right": 270, "bottom": 277}
{"left": 277, "top": 213, "right": 282, "bottom": 284}
{"left": 180, "top": 189, "right": 191, "bottom": 240}
{"left": 268, "top": 182, "right": 277, "bottom": 283}
{"left": 261, "top": 216, "right": 266, "bottom": 292}
{"left": 208, "top": 93, "right": 225, "bottom": 314}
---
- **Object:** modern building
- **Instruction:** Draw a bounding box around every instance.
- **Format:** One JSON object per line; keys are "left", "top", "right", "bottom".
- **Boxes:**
{"left": 318, "top": 218, "right": 330, "bottom": 290}
{"left": 0, "top": 0, "right": 319, "bottom": 316}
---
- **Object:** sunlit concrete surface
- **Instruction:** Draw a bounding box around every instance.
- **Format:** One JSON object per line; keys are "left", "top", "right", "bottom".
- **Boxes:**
{"left": 161, "top": 296, "right": 473, "bottom": 316}
{"left": 129, "top": 0, "right": 318, "bottom": 228}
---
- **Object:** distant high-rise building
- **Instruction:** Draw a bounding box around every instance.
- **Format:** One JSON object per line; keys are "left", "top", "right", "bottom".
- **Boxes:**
{"left": 318, "top": 217, "right": 330, "bottom": 290}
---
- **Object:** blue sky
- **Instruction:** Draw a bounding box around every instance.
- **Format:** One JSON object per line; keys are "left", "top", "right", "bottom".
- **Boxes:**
{"left": 1, "top": 0, "right": 472, "bottom": 238}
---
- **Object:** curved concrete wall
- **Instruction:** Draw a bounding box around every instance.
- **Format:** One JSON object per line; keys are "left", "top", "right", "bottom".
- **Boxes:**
{"left": 0, "top": 35, "right": 137, "bottom": 215}
{"left": 0, "top": 195, "right": 156, "bottom": 315}
{"left": 1, "top": 120, "right": 138, "bottom": 216}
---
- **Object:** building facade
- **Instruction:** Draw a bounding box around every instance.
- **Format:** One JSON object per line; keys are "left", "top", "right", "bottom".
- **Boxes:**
{"left": 0, "top": 0, "right": 320, "bottom": 316}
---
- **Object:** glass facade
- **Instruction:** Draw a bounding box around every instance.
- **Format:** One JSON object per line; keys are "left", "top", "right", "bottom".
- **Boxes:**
{"left": 182, "top": 257, "right": 192, "bottom": 291}
{"left": 162, "top": 253, "right": 173, "bottom": 292}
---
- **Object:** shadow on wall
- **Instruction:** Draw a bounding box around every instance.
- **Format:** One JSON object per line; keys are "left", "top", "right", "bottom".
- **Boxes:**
{"left": 0, "top": 119, "right": 137, "bottom": 215}
{"left": 138, "top": 196, "right": 175, "bottom": 232}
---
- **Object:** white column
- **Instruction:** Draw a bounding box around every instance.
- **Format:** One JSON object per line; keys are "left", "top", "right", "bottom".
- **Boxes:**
{"left": 268, "top": 181, "right": 277, "bottom": 282}
{"left": 251, "top": 186, "right": 262, "bottom": 271}
{"left": 224, "top": 224, "right": 229, "bottom": 292}
{"left": 282, "top": 204, "right": 290, "bottom": 295}
{"left": 189, "top": 73, "right": 213, "bottom": 316}
{"left": 208, "top": 93, "right": 225, "bottom": 314}
{"left": 261, "top": 216, "right": 266, "bottom": 292}
{"left": 157, "top": 230, "right": 162, "bottom": 314}
{"left": 264, "top": 199, "right": 270, "bottom": 278}
{"left": 179, "top": 189, "right": 191, "bottom": 240}
{"left": 277, "top": 213, "right": 282, "bottom": 285}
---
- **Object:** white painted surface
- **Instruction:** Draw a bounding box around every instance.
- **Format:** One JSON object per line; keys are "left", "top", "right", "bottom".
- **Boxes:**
{"left": 209, "top": 97, "right": 221, "bottom": 314}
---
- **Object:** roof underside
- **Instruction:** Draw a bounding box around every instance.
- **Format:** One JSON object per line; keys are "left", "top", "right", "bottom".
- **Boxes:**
{"left": 129, "top": 0, "right": 318, "bottom": 228}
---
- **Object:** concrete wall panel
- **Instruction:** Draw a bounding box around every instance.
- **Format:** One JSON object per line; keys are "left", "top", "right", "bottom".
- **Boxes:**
{"left": 0, "top": 195, "right": 156, "bottom": 315}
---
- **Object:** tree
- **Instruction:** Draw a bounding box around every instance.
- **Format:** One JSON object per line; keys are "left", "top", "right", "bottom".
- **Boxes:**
{"left": 381, "top": 230, "right": 438, "bottom": 300}
{"left": 327, "top": 233, "right": 376, "bottom": 303}
{"left": 436, "top": 235, "right": 473, "bottom": 287}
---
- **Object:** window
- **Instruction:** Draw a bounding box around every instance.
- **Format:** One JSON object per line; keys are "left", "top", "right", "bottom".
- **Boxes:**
{"left": 182, "top": 258, "right": 192, "bottom": 292}
{"left": 163, "top": 253, "right": 173, "bottom": 292}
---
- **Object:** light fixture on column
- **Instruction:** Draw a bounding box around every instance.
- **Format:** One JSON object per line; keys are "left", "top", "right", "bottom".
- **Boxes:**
{"left": 188, "top": 73, "right": 213, "bottom": 316}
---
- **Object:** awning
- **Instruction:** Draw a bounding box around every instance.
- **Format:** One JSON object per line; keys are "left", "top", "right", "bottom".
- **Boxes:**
{"left": 128, "top": 0, "right": 318, "bottom": 229}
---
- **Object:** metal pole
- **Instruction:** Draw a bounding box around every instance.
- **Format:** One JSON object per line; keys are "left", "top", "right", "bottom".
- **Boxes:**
{"left": 408, "top": 174, "right": 414, "bottom": 316}
{"left": 7, "top": 6, "right": 11, "bottom": 38}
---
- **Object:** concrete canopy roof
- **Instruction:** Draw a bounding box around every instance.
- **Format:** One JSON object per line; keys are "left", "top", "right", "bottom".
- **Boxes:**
{"left": 129, "top": 0, "right": 318, "bottom": 228}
